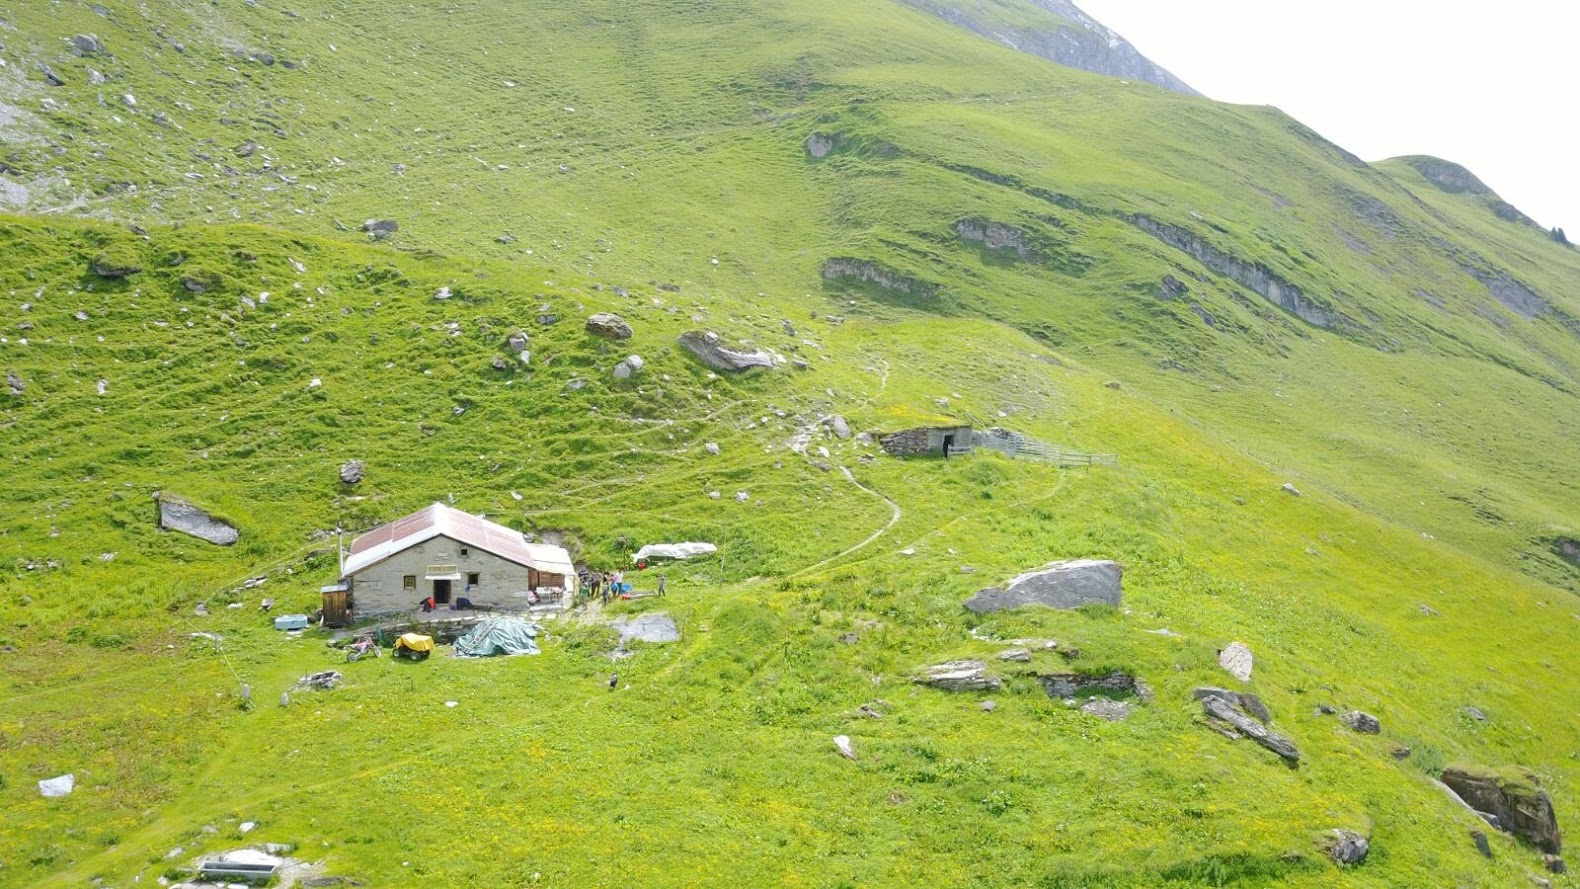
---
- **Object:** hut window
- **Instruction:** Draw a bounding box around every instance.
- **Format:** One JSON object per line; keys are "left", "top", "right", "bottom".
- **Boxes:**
{"left": 403, "top": 575, "right": 417, "bottom": 592}
{"left": 460, "top": 547, "right": 469, "bottom": 556}
{"left": 467, "top": 572, "right": 480, "bottom": 588}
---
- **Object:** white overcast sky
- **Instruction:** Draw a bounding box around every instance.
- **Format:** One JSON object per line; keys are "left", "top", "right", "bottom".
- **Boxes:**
{"left": 1077, "top": 0, "right": 1578, "bottom": 231}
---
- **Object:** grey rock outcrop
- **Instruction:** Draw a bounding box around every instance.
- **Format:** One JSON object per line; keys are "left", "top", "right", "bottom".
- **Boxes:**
{"left": 915, "top": 660, "right": 1000, "bottom": 692}
{"left": 1193, "top": 687, "right": 1269, "bottom": 723}
{"left": 362, "top": 219, "right": 398, "bottom": 234}
{"left": 677, "top": 331, "right": 775, "bottom": 372}
{"left": 156, "top": 494, "right": 239, "bottom": 546}
{"left": 1081, "top": 698, "right": 1134, "bottom": 721}
{"left": 339, "top": 460, "right": 365, "bottom": 485}
{"left": 6, "top": 369, "right": 24, "bottom": 396}
{"left": 1441, "top": 764, "right": 1562, "bottom": 853}
{"left": 1553, "top": 538, "right": 1580, "bottom": 568}
{"left": 506, "top": 331, "right": 529, "bottom": 352}
{"left": 964, "top": 559, "right": 1122, "bottom": 613}
{"left": 1218, "top": 642, "right": 1254, "bottom": 682}
{"left": 1158, "top": 275, "right": 1189, "bottom": 300}
{"left": 1322, "top": 829, "right": 1370, "bottom": 866}
{"left": 1342, "top": 710, "right": 1381, "bottom": 734}
{"left": 586, "top": 312, "right": 633, "bottom": 339}
{"left": 1129, "top": 215, "right": 1340, "bottom": 331}
{"left": 954, "top": 218, "right": 1033, "bottom": 260}
{"left": 833, "top": 734, "right": 856, "bottom": 760}
{"left": 1201, "top": 694, "right": 1301, "bottom": 764}
{"left": 821, "top": 257, "right": 936, "bottom": 296}
{"left": 1040, "top": 671, "right": 1150, "bottom": 703}
{"left": 806, "top": 133, "right": 835, "bottom": 159}
{"left": 828, "top": 416, "right": 851, "bottom": 439}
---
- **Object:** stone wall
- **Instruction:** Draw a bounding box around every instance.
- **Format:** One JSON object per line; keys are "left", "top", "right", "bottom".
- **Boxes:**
{"left": 879, "top": 426, "right": 973, "bottom": 457}
{"left": 347, "top": 534, "right": 567, "bottom": 616}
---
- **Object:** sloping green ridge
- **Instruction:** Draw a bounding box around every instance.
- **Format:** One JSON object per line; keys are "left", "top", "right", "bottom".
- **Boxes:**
{"left": 0, "top": 0, "right": 1578, "bottom": 885}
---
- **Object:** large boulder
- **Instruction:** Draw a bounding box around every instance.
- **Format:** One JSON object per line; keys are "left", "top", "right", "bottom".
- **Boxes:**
{"left": 963, "top": 559, "right": 1122, "bottom": 613}
{"left": 6, "top": 369, "right": 24, "bottom": 396}
{"left": 1342, "top": 710, "right": 1381, "bottom": 734}
{"left": 1193, "top": 687, "right": 1270, "bottom": 723}
{"left": 156, "top": 494, "right": 239, "bottom": 546}
{"left": 586, "top": 313, "right": 633, "bottom": 339}
{"left": 1441, "top": 764, "right": 1562, "bottom": 853}
{"left": 1218, "top": 641, "right": 1254, "bottom": 682}
{"left": 915, "top": 660, "right": 1000, "bottom": 692}
{"left": 677, "top": 331, "right": 775, "bottom": 372}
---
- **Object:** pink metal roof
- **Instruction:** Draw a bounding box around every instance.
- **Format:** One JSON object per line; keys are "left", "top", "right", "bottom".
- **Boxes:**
{"left": 343, "top": 503, "right": 574, "bottom": 577}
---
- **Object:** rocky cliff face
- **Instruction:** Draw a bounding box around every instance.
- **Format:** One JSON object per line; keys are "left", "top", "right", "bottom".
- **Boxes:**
{"left": 898, "top": 0, "right": 1198, "bottom": 96}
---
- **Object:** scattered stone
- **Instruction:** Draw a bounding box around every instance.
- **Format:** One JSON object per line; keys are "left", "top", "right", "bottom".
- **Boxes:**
{"left": 506, "top": 331, "right": 529, "bottom": 352}
{"left": 1471, "top": 829, "right": 1493, "bottom": 858}
{"left": 980, "top": 699, "right": 997, "bottom": 712}
{"left": 1466, "top": 706, "right": 1488, "bottom": 722}
{"left": 156, "top": 493, "right": 239, "bottom": 546}
{"left": 677, "top": 331, "right": 775, "bottom": 372}
{"left": 71, "top": 34, "right": 107, "bottom": 55}
{"left": 1200, "top": 694, "right": 1301, "bottom": 764}
{"left": 491, "top": 355, "right": 510, "bottom": 371}
{"left": 837, "top": 633, "right": 858, "bottom": 645}
{"left": 235, "top": 141, "right": 258, "bottom": 158}
{"left": 1440, "top": 764, "right": 1562, "bottom": 853}
{"left": 180, "top": 275, "right": 210, "bottom": 294}
{"left": 1322, "top": 829, "right": 1370, "bottom": 866}
{"left": 195, "top": 602, "right": 210, "bottom": 616}
{"left": 829, "top": 416, "right": 852, "bottom": 439}
{"left": 833, "top": 735, "right": 856, "bottom": 760}
{"left": 612, "top": 355, "right": 644, "bottom": 379}
{"left": 1390, "top": 745, "right": 1413, "bottom": 760}
{"left": 806, "top": 132, "right": 835, "bottom": 158}
{"left": 37, "top": 62, "right": 65, "bottom": 86}
{"left": 1218, "top": 642, "right": 1254, "bottom": 682}
{"left": 704, "top": 442, "right": 720, "bottom": 455}
{"left": 965, "top": 559, "right": 1122, "bottom": 613}
{"left": 1105, "top": 381, "right": 1122, "bottom": 390}
{"left": 782, "top": 319, "right": 797, "bottom": 336}
{"left": 362, "top": 219, "right": 398, "bottom": 235}
{"left": 1081, "top": 699, "right": 1135, "bottom": 721}
{"left": 734, "top": 491, "right": 749, "bottom": 503}
{"left": 586, "top": 312, "right": 633, "bottom": 339}
{"left": 915, "top": 660, "right": 1000, "bottom": 692}
{"left": 339, "top": 460, "right": 365, "bottom": 485}
{"left": 1418, "top": 603, "right": 1441, "bottom": 617}
{"left": 537, "top": 313, "right": 559, "bottom": 326}
{"left": 1545, "top": 855, "right": 1566, "bottom": 874}
{"left": 38, "top": 774, "right": 75, "bottom": 797}
{"left": 1282, "top": 483, "right": 1302, "bottom": 496}
{"left": 999, "top": 648, "right": 1031, "bottom": 662}
{"left": 434, "top": 286, "right": 452, "bottom": 300}
{"left": 1342, "top": 710, "right": 1381, "bottom": 734}
{"left": 6, "top": 369, "right": 24, "bottom": 396}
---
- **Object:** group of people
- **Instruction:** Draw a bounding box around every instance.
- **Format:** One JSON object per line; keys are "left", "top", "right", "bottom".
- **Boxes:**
{"left": 576, "top": 567, "right": 666, "bottom": 605}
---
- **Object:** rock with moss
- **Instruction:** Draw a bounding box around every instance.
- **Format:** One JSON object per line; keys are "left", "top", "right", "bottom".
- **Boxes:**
{"left": 91, "top": 251, "right": 142, "bottom": 278}
{"left": 1441, "top": 763, "right": 1562, "bottom": 853}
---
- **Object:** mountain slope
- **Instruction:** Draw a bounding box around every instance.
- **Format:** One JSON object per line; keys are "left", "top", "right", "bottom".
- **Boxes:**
{"left": 1, "top": 1, "right": 1578, "bottom": 886}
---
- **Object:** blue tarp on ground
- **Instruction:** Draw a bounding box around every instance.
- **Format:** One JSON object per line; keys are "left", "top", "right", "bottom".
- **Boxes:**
{"left": 453, "top": 617, "right": 541, "bottom": 658}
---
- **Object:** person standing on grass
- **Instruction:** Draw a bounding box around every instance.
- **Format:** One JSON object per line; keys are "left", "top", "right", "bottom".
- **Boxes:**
{"left": 601, "top": 571, "right": 612, "bottom": 605}
{"left": 658, "top": 574, "right": 667, "bottom": 597}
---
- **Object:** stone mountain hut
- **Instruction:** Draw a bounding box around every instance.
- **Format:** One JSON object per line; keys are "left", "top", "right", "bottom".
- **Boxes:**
{"left": 878, "top": 424, "right": 975, "bottom": 458}
{"left": 330, "top": 502, "right": 576, "bottom": 619}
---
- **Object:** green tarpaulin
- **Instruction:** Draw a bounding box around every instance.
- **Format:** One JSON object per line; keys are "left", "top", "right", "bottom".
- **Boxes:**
{"left": 453, "top": 617, "right": 542, "bottom": 658}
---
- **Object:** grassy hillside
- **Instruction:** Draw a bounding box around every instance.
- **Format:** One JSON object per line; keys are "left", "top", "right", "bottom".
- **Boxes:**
{"left": 1, "top": 0, "right": 1578, "bottom": 886}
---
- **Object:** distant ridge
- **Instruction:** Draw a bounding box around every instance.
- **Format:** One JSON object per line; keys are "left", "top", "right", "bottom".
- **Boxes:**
{"left": 898, "top": 0, "right": 1199, "bottom": 95}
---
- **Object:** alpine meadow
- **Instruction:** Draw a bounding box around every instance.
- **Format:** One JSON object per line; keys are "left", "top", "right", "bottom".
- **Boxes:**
{"left": 1, "top": 0, "right": 1578, "bottom": 886}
